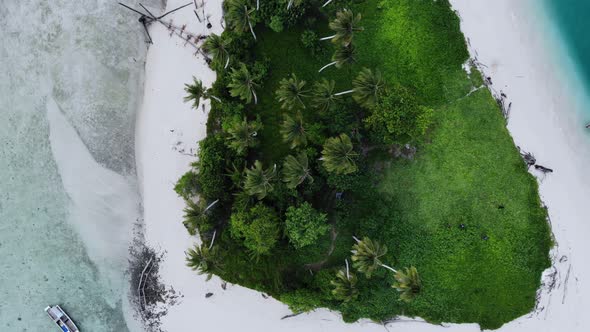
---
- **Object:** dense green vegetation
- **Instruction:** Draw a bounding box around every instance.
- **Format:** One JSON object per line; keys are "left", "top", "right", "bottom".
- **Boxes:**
{"left": 177, "top": 0, "right": 552, "bottom": 329}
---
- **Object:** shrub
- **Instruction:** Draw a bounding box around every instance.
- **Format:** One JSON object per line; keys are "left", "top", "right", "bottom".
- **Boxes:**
{"left": 364, "top": 86, "right": 434, "bottom": 144}
{"left": 194, "top": 135, "right": 236, "bottom": 201}
{"left": 280, "top": 289, "right": 325, "bottom": 313}
{"left": 269, "top": 15, "right": 284, "bottom": 32}
{"left": 285, "top": 202, "right": 330, "bottom": 249}
{"left": 301, "top": 29, "right": 325, "bottom": 57}
{"left": 174, "top": 171, "right": 200, "bottom": 200}
{"left": 230, "top": 203, "right": 281, "bottom": 255}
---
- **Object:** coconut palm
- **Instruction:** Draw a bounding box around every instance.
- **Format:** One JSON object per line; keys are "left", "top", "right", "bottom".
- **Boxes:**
{"left": 225, "top": 0, "right": 258, "bottom": 40}
{"left": 351, "top": 236, "right": 397, "bottom": 278}
{"left": 280, "top": 113, "right": 307, "bottom": 149}
{"left": 352, "top": 68, "right": 384, "bottom": 108}
{"left": 282, "top": 151, "right": 313, "bottom": 189}
{"left": 311, "top": 79, "right": 340, "bottom": 112}
{"left": 331, "top": 268, "right": 359, "bottom": 302}
{"left": 244, "top": 160, "right": 276, "bottom": 200}
{"left": 321, "top": 133, "right": 358, "bottom": 174}
{"left": 186, "top": 243, "right": 222, "bottom": 281}
{"left": 322, "top": 0, "right": 334, "bottom": 7}
{"left": 276, "top": 73, "right": 309, "bottom": 110}
{"left": 321, "top": 9, "right": 363, "bottom": 46}
{"left": 228, "top": 63, "right": 259, "bottom": 104}
{"left": 202, "top": 33, "right": 231, "bottom": 69}
{"left": 184, "top": 77, "right": 220, "bottom": 108}
{"left": 182, "top": 200, "right": 207, "bottom": 235}
{"left": 392, "top": 266, "right": 421, "bottom": 302}
{"left": 226, "top": 117, "right": 262, "bottom": 155}
{"left": 327, "top": 68, "right": 385, "bottom": 104}
{"left": 318, "top": 44, "right": 357, "bottom": 73}
{"left": 287, "top": 0, "right": 304, "bottom": 9}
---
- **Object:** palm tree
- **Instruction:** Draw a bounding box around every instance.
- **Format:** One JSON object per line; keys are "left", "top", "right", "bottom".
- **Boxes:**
{"left": 312, "top": 79, "right": 340, "bottom": 112}
{"left": 226, "top": 117, "right": 262, "bottom": 155}
{"left": 225, "top": 0, "right": 258, "bottom": 40}
{"left": 321, "top": 9, "right": 363, "bottom": 46}
{"left": 287, "top": 0, "right": 304, "bottom": 9}
{"left": 202, "top": 33, "right": 231, "bottom": 69}
{"left": 352, "top": 68, "right": 384, "bottom": 108}
{"left": 184, "top": 77, "right": 220, "bottom": 108}
{"left": 282, "top": 151, "right": 313, "bottom": 189}
{"left": 321, "top": 133, "right": 358, "bottom": 174}
{"left": 228, "top": 63, "right": 259, "bottom": 104}
{"left": 276, "top": 73, "right": 308, "bottom": 110}
{"left": 319, "top": 44, "right": 357, "bottom": 73}
{"left": 327, "top": 68, "right": 385, "bottom": 104}
{"left": 186, "top": 243, "right": 222, "bottom": 281}
{"left": 331, "top": 268, "right": 359, "bottom": 302}
{"left": 322, "top": 0, "right": 334, "bottom": 7}
{"left": 351, "top": 236, "right": 397, "bottom": 278}
{"left": 280, "top": 113, "right": 307, "bottom": 149}
{"left": 244, "top": 160, "right": 276, "bottom": 200}
{"left": 182, "top": 200, "right": 206, "bottom": 235}
{"left": 392, "top": 266, "right": 422, "bottom": 302}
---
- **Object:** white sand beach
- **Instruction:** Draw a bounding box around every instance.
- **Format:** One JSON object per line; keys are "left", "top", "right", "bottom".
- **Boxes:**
{"left": 135, "top": 0, "right": 590, "bottom": 331}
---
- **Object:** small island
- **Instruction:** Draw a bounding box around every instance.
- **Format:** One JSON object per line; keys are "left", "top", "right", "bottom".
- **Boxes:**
{"left": 174, "top": 0, "right": 552, "bottom": 329}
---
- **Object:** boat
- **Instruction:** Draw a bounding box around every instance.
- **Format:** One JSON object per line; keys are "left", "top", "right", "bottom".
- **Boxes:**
{"left": 45, "top": 305, "right": 80, "bottom": 332}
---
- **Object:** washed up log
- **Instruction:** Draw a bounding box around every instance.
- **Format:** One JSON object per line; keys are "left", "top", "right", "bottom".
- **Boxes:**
{"left": 535, "top": 165, "right": 553, "bottom": 173}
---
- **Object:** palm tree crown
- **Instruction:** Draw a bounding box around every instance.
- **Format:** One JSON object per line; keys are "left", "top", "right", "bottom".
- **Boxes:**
{"left": 186, "top": 243, "right": 222, "bottom": 281}
{"left": 287, "top": 0, "right": 304, "bottom": 9}
{"left": 244, "top": 160, "right": 276, "bottom": 200}
{"left": 353, "top": 68, "right": 385, "bottom": 108}
{"left": 276, "top": 73, "right": 309, "bottom": 110}
{"left": 351, "top": 236, "right": 387, "bottom": 278}
{"left": 226, "top": 117, "right": 262, "bottom": 155}
{"left": 282, "top": 151, "right": 313, "bottom": 189}
{"left": 184, "top": 77, "right": 209, "bottom": 108}
{"left": 225, "top": 0, "right": 258, "bottom": 40}
{"left": 203, "top": 33, "right": 231, "bottom": 69}
{"left": 331, "top": 268, "right": 359, "bottom": 302}
{"left": 327, "top": 9, "right": 364, "bottom": 46}
{"left": 228, "top": 63, "right": 259, "bottom": 104}
{"left": 312, "top": 79, "right": 340, "bottom": 112}
{"left": 319, "top": 44, "right": 357, "bottom": 73}
{"left": 393, "top": 266, "right": 422, "bottom": 302}
{"left": 321, "top": 133, "right": 358, "bottom": 174}
{"left": 280, "top": 113, "right": 308, "bottom": 149}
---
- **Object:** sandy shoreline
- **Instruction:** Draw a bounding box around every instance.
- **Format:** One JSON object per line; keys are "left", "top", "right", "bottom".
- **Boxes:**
{"left": 135, "top": 0, "right": 589, "bottom": 331}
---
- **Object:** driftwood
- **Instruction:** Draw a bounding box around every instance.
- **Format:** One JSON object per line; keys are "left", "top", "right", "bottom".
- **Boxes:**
{"left": 518, "top": 147, "right": 536, "bottom": 168}
{"left": 534, "top": 165, "right": 553, "bottom": 173}
{"left": 281, "top": 312, "right": 303, "bottom": 320}
{"left": 119, "top": 2, "right": 207, "bottom": 56}
{"left": 137, "top": 257, "right": 154, "bottom": 311}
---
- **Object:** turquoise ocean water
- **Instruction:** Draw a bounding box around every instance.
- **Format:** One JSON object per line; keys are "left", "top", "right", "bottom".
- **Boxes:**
{"left": 542, "top": 0, "right": 590, "bottom": 119}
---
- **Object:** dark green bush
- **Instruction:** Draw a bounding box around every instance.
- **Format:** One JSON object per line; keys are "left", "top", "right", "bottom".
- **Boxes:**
{"left": 230, "top": 203, "right": 282, "bottom": 255}
{"left": 285, "top": 202, "right": 330, "bottom": 249}
{"left": 174, "top": 171, "right": 200, "bottom": 200}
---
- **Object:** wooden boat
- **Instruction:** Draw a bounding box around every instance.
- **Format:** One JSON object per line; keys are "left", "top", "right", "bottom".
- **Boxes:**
{"left": 45, "top": 305, "right": 80, "bottom": 332}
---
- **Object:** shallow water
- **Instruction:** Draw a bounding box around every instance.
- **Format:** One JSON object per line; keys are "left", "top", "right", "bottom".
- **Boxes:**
{"left": 0, "top": 0, "right": 157, "bottom": 330}
{"left": 540, "top": 0, "right": 590, "bottom": 121}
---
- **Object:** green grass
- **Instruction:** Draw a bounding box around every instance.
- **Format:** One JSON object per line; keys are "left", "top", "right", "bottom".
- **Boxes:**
{"left": 375, "top": 89, "right": 552, "bottom": 328}
{"left": 200, "top": 0, "right": 552, "bottom": 329}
